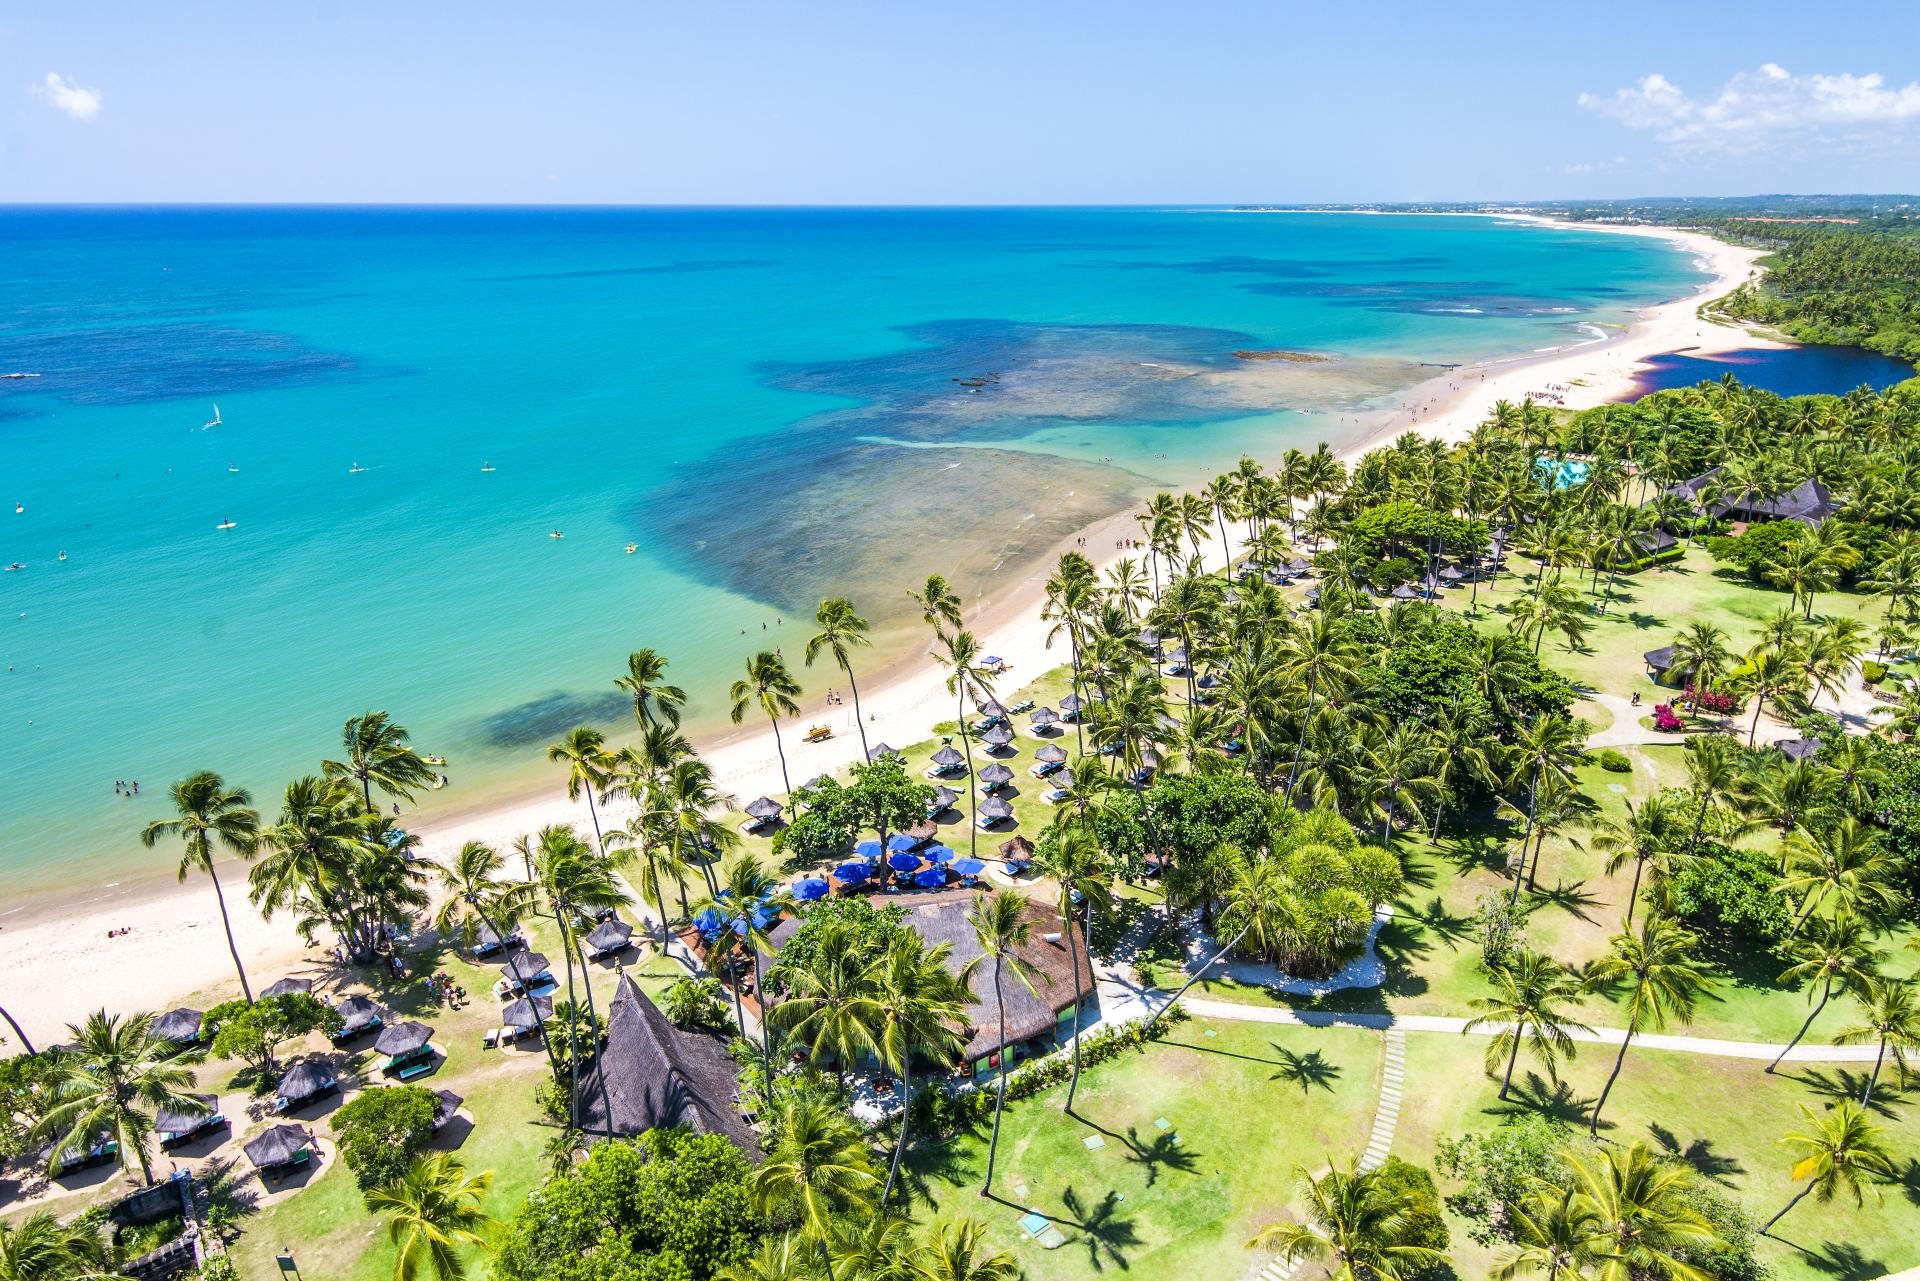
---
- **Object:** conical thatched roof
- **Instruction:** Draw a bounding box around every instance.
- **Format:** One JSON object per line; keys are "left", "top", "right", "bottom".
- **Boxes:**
{"left": 579, "top": 973, "right": 757, "bottom": 1155}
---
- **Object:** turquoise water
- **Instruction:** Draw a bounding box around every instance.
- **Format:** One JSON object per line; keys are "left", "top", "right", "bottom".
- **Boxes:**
{"left": 0, "top": 208, "right": 1699, "bottom": 894}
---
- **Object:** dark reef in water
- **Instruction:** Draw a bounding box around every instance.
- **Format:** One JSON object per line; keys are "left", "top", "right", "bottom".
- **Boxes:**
{"left": 465, "top": 690, "right": 632, "bottom": 749}
{"left": 0, "top": 322, "right": 366, "bottom": 406}
{"left": 636, "top": 317, "right": 1418, "bottom": 616}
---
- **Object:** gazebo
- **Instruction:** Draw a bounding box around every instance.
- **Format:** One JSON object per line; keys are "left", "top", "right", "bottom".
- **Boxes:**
{"left": 153, "top": 1008, "right": 205, "bottom": 1046}
{"left": 260, "top": 978, "right": 312, "bottom": 1000}
{"left": 586, "top": 918, "right": 635, "bottom": 959}
{"left": 243, "top": 1124, "right": 312, "bottom": 1174}
{"left": 977, "top": 797, "right": 1014, "bottom": 828}
{"left": 329, "top": 995, "right": 385, "bottom": 1043}
{"left": 274, "top": 1060, "right": 337, "bottom": 1112}
{"left": 978, "top": 763, "right": 1015, "bottom": 790}
{"left": 156, "top": 1094, "right": 222, "bottom": 1148}
{"left": 502, "top": 951, "right": 553, "bottom": 990}
{"left": 503, "top": 994, "right": 555, "bottom": 1032}
{"left": 376, "top": 1021, "right": 436, "bottom": 1077}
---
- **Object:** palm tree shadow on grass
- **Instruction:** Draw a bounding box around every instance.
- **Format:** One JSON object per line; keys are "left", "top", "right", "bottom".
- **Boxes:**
{"left": 1270, "top": 1047, "right": 1343, "bottom": 1093}
{"left": 1525, "top": 878, "right": 1604, "bottom": 924}
{"left": 1434, "top": 828, "right": 1514, "bottom": 877}
{"left": 1798, "top": 1238, "right": 1887, "bottom": 1280}
{"left": 1119, "top": 1125, "right": 1200, "bottom": 1186}
{"left": 1782, "top": 1067, "right": 1908, "bottom": 1120}
{"left": 1646, "top": 1122, "right": 1744, "bottom": 1185}
{"left": 1496, "top": 1070, "right": 1599, "bottom": 1130}
{"left": 1399, "top": 896, "right": 1473, "bottom": 949}
{"left": 1060, "top": 1186, "right": 1141, "bottom": 1272}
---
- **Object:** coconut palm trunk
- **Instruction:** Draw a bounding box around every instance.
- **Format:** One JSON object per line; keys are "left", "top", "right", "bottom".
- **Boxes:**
{"left": 206, "top": 860, "right": 254, "bottom": 1004}
{"left": 1067, "top": 625, "right": 1088, "bottom": 757}
{"left": 0, "top": 1004, "right": 33, "bottom": 1056}
{"left": 1065, "top": 899, "right": 1091, "bottom": 1113}
{"left": 1283, "top": 666, "right": 1320, "bottom": 803}
{"left": 1864, "top": 1036, "right": 1890, "bottom": 1105}
{"left": 1147, "top": 922, "right": 1252, "bottom": 1033}
{"left": 957, "top": 690, "right": 979, "bottom": 860}
{"left": 566, "top": 929, "right": 615, "bottom": 1134}
{"left": 554, "top": 904, "right": 584, "bottom": 1126}
{"left": 882, "top": 1056, "right": 915, "bottom": 1207}
{"left": 1765, "top": 1182, "right": 1818, "bottom": 1234}
{"left": 981, "top": 955, "right": 1011, "bottom": 1196}
{"left": 1589, "top": 1029, "right": 1634, "bottom": 1136}
{"left": 1769, "top": 976, "right": 1834, "bottom": 1074}
{"left": 841, "top": 658, "right": 871, "bottom": 763}
{"left": 768, "top": 714, "right": 793, "bottom": 798}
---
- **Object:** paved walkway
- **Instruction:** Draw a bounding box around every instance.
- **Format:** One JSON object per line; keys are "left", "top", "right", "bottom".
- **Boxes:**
{"left": 1360, "top": 1030, "right": 1406, "bottom": 1172}
{"left": 1583, "top": 691, "right": 1681, "bottom": 748}
{"left": 1177, "top": 996, "right": 1878, "bottom": 1063}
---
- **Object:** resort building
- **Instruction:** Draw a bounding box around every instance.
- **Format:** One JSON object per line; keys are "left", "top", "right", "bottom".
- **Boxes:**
{"left": 1666, "top": 470, "right": 1838, "bottom": 528}
{"left": 578, "top": 972, "right": 759, "bottom": 1154}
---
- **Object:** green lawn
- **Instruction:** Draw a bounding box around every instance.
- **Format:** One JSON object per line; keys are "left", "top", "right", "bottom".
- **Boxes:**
{"left": 907, "top": 1018, "right": 1381, "bottom": 1281}
{"left": 1393, "top": 1029, "right": 1920, "bottom": 1281}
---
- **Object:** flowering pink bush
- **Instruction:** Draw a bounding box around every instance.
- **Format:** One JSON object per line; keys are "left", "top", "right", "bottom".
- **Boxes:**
{"left": 1683, "top": 686, "right": 1741, "bottom": 716}
{"left": 1653, "top": 704, "right": 1685, "bottom": 733}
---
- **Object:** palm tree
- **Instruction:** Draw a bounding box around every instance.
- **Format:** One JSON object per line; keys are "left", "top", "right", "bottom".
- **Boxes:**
{"left": 752, "top": 1097, "right": 879, "bottom": 1281}
{"left": 699, "top": 853, "right": 791, "bottom": 1100}
{"left": 1149, "top": 846, "right": 1286, "bottom": 1030}
{"left": 614, "top": 647, "right": 686, "bottom": 729}
{"left": 1563, "top": 1142, "right": 1717, "bottom": 1280}
{"left": 871, "top": 934, "right": 968, "bottom": 1208}
{"left": 324, "top": 711, "right": 436, "bottom": 814}
{"left": 1280, "top": 611, "right": 1366, "bottom": 802}
{"left": 731, "top": 651, "right": 803, "bottom": 799}
{"left": 911, "top": 1220, "right": 1020, "bottom": 1281}
{"left": 717, "top": 1235, "right": 814, "bottom": 1281}
{"left": 933, "top": 629, "right": 995, "bottom": 861}
{"left": 1248, "top": 1161, "right": 1448, "bottom": 1281}
{"left": 964, "top": 890, "right": 1039, "bottom": 1197}
{"left": 1463, "top": 950, "right": 1593, "bottom": 1100}
{"left": 1588, "top": 794, "right": 1685, "bottom": 927}
{"left": 1490, "top": 1184, "right": 1607, "bottom": 1281}
{"left": 248, "top": 775, "right": 382, "bottom": 957}
{"left": 1764, "top": 1102, "right": 1894, "bottom": 1233}
{"left": 909, "top": 574, "right": 964, "bottom": 632}
{"left": 532, "top": 826, "right": 631, "bottom": 1127}
{"left": 1426, "top": 703, "right": 1500, "bottom": 843}
{"left": 1835, "top": 977, "right": 1920, "bottom": 1105}
{"left": 1036, "top": 819, "right": 1111, "bottom": 1113}
{"left": 547, "top": 726, "right": 617, "bottom": 855}
{"left": 35, "top": 1011, "right": 206, "bottom": 1183}
{"left": 1584, "top": 914, "right": 1712, "bottom": 1136}
{"left": 1768, "top": 912, "right": 1883, "bottom": 1072}
{"left": 138, "top": 771, "right": 261, "bottom": 1002}
{"left": 768, "top": 920, "right": 881, "bottom": 1085}
{"left": 1728, "top": 647, "right": 1802, "bottom": 747}
{"left": 1680, "top": 734, "right": 1741, "bottom": 857}
{"left": 0, "top": 1212, "right": 106, "bottom": 1281}
{"left": 806, "top": 597, "right": 874, "bottom": 760}
{"left": 1779, "top": 817, "right": 1901, "bottom": 934}
{"left": 366, "top": 1153, "right": 497, "bottom": 1281}
{"left": 1670, "top": 622, "right": 1734, "bottom": 693}
{"left": 1504, "top": 712, "right": 1586, "bottom": 901}
{"left": 430, "top": 840, "right": 533, "bottom": 956}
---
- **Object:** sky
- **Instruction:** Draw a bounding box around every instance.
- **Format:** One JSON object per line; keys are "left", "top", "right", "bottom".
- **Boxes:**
{"left": 4, "top": 1, "right": 1920, "bottom": 204}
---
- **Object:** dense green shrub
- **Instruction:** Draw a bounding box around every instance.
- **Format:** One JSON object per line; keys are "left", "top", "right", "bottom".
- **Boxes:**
{"left": 771, "top": 759, "right": 934, "bottom": 865}
{"left": 660, "top": 977, "right": 733, "bottom": 1034}
{"left": 1368, "top": 614, "right": 1574, "bottom": 734}
{"left": 1864, "top": 660, "right": 1889, "bottom": 684}
{"left": 493, "top": 1130, "right": 759, "bottom": 1281}
{"left": 1434, "top": 1114, "right": 1572, "bottom": 1243}
{"left": 1596, "top": 748, "right": 1631, "bottom": 772}
{"left": 1340, "top": 500, "right": 1490, "bottom": 564}
{"left": 1705, "top": 520, "right": 1808, "bottom": 582}
{"left": 767, "top": 898, "right": 906, "bottom": 991}
{"left": 1667, "top": 842, "right": 1790, "bottom": 951}
{"left": 331, "top": 1085, "right": 439, "bottom": 1197}
{"left": 1372, "top": 1156, "right": 1450, "bottom": 1264}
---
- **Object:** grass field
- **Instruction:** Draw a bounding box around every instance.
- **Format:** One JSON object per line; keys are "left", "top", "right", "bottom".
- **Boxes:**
{"left": 908, "top": 1017, "right": 1381, "bottom": 1281}
{"left": 1394, "top": 1029, "right": 1920, "bottom": 1281}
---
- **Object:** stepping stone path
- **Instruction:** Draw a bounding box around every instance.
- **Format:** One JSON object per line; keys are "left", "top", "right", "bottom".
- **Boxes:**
{"left": 1252, "top": 1030, "right": 1407, "bottom": 1281}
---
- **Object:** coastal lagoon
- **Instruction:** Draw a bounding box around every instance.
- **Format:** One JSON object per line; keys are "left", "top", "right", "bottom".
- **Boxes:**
{"left": 0, "top": 208, "right": 1699, "bottom": 894}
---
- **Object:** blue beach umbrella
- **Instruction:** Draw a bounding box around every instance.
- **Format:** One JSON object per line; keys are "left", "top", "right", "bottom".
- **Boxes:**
{"left": 833, "top": 862, "right": 870, "bottom": 884}
{"left": 793, "top": 877, "right": 829, "bottom": 902}
{"left": 886, "top": 833, "right": 918, "bottom": 853}
{"left": 914, "top": 867, "right": 948, "bottom": 888}
{"left": 952, "top": 858, "right": 986, "bottom": 877}
{"left": 692, "top": 907, "right": 724, "bottom": 935}
{"left": 887, "top": 850, "right": 921, "bottom": 873}
{"left": 855, "top": 839, "right": 883, "bottom": 860}
{"left": 925, "top": 845, "right": 955, "bottom": 865}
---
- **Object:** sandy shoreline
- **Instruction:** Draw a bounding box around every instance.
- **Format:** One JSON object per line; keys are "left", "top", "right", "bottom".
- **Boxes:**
{"left": 0, "top": 216, "right": 1768, "bottom": 1050}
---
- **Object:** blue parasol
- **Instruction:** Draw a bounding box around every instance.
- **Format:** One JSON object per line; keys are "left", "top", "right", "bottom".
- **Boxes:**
{"left": 855, "top": 839, "right": 883, "bottom": 859}
{"left": 793, "top": 878, "right": 829, "bottom": 902}
{"left": 692, "top": 907, "right": 724, "bottom": 935}
{"left": 887, "top": 850, "right": 921, "bottom": 873}
{"left": 952, "top": 858, "right": 987, "bottom": 877}
{"left": 925, "top": 845, "right": 955, "bottom": 864}
{"left": 886, "top": 833, "right": 918, "bottom": 853}
{"left": 914, "top": 867, "right": 948, "bottom": 888}
{"left": 832, "top": 862, "right": 870, "bottom": 884}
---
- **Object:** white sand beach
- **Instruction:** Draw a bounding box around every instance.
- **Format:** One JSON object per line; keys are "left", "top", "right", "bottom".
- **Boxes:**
{"left": 0, "top": 217, "right": 1769, "bottom": 1049}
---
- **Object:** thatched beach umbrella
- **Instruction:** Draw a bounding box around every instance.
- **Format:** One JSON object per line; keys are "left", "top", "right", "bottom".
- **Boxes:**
{"left": 261, "top": 978, "right": 312, "bottom": 1000}
{"left": 867, "top": 742, "right": 901, "bottom": 762}
{"left": 243, "top": 1124, "right": 310, "bottom": 1171}
{"left": 1035, "top": 743, "right": 1068, "bottom": 764}
{"left": 977, "top": 796, "right": 1013, "bottom": 825}
{"left": 978, "top": 763, "right": 1015, "bottom": 787}
{"left": 1030, "top": 706, "right": 1058, "bottom": 728}
{"left": 153, "top": 1008, "right": 205, "bottom": 1045}
{"left": 374, "top": 1020, "right": 433, "bottom": 1058}
{"left": 432, "top": 1089, "right": 463, "bottom": 1130}
{"left": 744, "top": 796, "right": 783, "bottom": 821}
{"left": 586, "top": 918, "right": 634, "bottom": 956}
{"left": 982, "top": 725, "right": 1015, "bottom": 749}
{"left": 977, "top": 698, "right": 1007, "bottom": 718}
{"left": 330, "top": 995, "right": 385, "bottom": 1038}
{"left": 930, "top": 785, "right": 960, "bottom": 811}
{"left": 502, "top": 994, "right": 555, "bottom": 1030}
{"left": 502, "top": 952, "right": 552, "bottom": 986}
{"left": 930, "top": 745, "right": 966, "bottom": 769}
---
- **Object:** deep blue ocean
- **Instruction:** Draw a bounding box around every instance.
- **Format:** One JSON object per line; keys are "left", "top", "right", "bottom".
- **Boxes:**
{"left": 0, "top": 207, "right": 1702, "bottom": 893}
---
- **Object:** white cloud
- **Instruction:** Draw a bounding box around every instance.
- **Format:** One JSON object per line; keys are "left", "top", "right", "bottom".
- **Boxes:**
{"left": 33, "top": 72, "right": 101, "bottom": 121}
{"left": 1561, "top": 155, "right": 1628, "bottom": 176}
{"left": 1578, "top": 63, "right": 1920, "bottom": 154}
